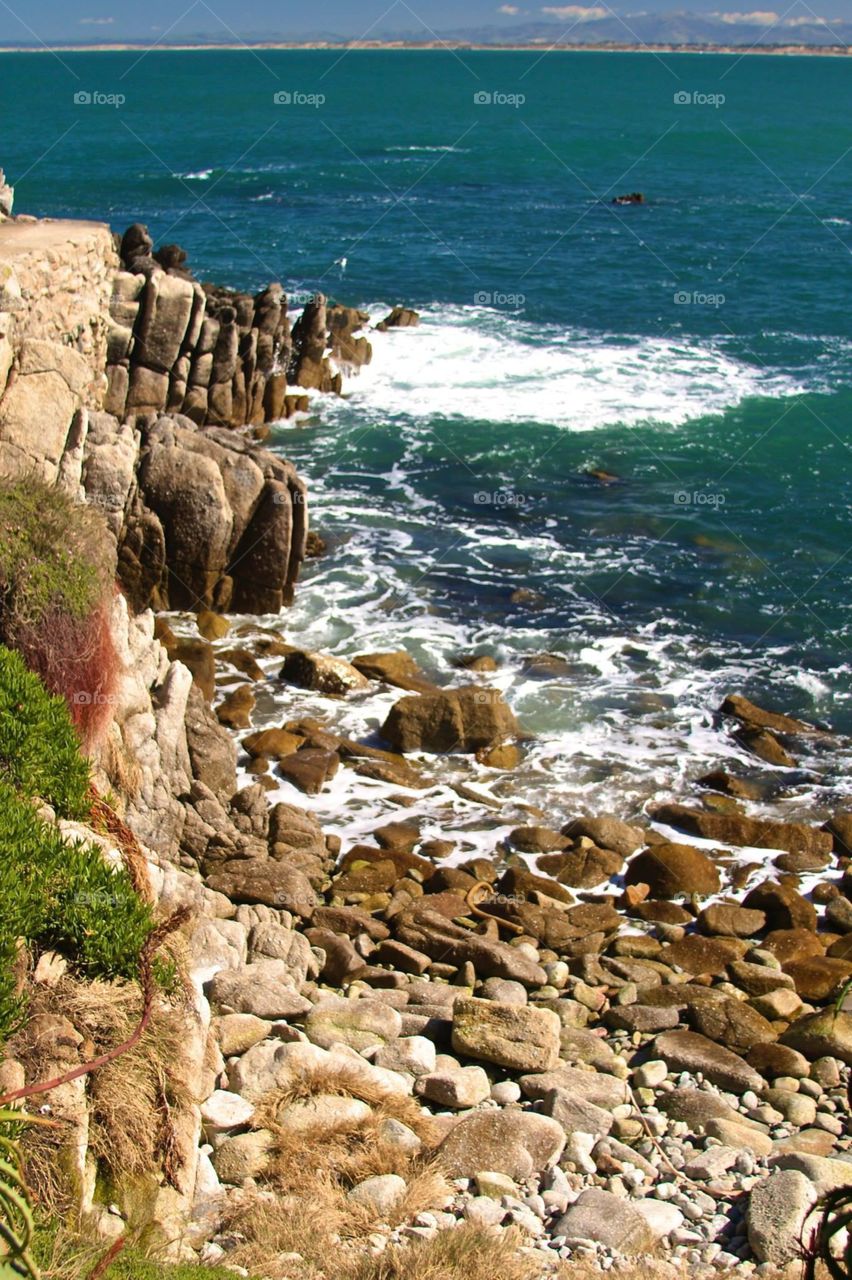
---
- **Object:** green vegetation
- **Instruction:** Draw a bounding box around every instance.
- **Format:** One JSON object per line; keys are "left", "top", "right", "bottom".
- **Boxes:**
{"left": 0, "top": 480, "right": 108, "bottom": 633}
{"left": 0, "top": 780, "right": 153, "bottom": 1042}
{"left": 31, "top": 1220, "right": 259, "bottom": 1279}
{"left": 0, "top": 647, "right": 91, "bottom": 820}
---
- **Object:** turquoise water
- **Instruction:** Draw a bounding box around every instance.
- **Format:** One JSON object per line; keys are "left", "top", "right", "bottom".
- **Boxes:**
{"left": 3, "top": 49, "right": 851, "bottom": 815}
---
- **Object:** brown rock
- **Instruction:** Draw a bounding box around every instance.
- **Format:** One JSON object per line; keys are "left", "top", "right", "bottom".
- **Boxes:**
{"left": 746, "top": 1040, "right": 810, "bottom": 1079}
{"left": 783, "top": 957, "right": 852, "bottom": 1001}
{"left": 277, "top": 748, "right": 340, "bottom": 795}
{"left": 351, "top": 650, "right": 437, "bottom": 693}
{"left": 761, "top": 927, "right": 825, "bottom": 965}
{"left": 743, "top": 882, "right": 818, "bottom": 933}
{"left": 562, "top": 814, "right": 644, "bottom": 857}
{"left": 206, "top": 860, "right": 317, "bottom": 917}
{"left": 436, "top": 1110, "right": 565, "bottom": 1180}
{"left": 216, "top": 684, "right": 256, "bottom": 730}
{"left": 167, "top": 636, "right": 216, "bottom": 701}
{"left": 542, "top": 845, "right": 624, "bottom": 889}
{"left": 698, "top": 903, "right": 766, "bottom": 937}
{"left": 381, "top": 686, "right": 518, "bottom": 754}
{"left": 824, "top": 811, "right": 852, "bottom": 856}
{"left": 698, "top": 769, "right": 766, "bottom": 801}
{"left": 735, "top": 726, "right": 796, "bottom": 767}
{"left": 197, "top": 609, "right": 230, "bottom": 641}
{"left": 659, "top": 935, "right": 749, "bottom": 976}
{"left": 625, "top": 842, "right": 720, "bottom": 899}
{"left": 508, "top": 826, "right": 569, "bottom": 854}
{"left": 654, "top": 1030, "right": 764, "bottom": 1093}
{"left": 280, "top": 649, "right": 369, "bottom": 695}
{"left": 720, "top": 694, "right": 817, "bottom": 735}
{"left": 242, "top": 728, "right": 303, "bottom": 760}
{"left": 780, "top": 1009, "right": 852, "bottom": 1065}
{"left": 652, "top": 804, "right": 832, "bottom": 857}
{"left": 686, "top": 996, "right": 777, "bottom": 1054}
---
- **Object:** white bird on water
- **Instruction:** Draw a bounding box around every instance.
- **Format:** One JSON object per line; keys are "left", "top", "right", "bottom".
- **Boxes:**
{"left": 334, "top": 256, "right": 348, "bottom": 273}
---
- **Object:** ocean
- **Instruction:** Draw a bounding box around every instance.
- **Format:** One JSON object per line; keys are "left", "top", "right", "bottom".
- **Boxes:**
{"left": 3, "top": 47, "right": 851, "bottom": 845}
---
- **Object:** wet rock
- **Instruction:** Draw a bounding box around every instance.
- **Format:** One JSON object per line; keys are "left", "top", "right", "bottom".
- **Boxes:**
{"left": 352, "top": 650, "right": 436, "bottom": 693}
{"left": 721, "top": 693, "right": 817, "bottom": 735}
{"left": 543, "top": 843, "right": 624, "bottom": 888}
{"left": 625, "top": 842, "right": 720, "bottom": 899}
{"left": 653, "top": 1030, "right": 764, "bottom": 1093}
{"left": 824, "top": 810, "right": 852, "bottom": 856}
{"left": 451, "top": 997, "right": 561, "bottom": 1073}
{"left": 508, "top": 826, "right": 569, "bottom": 853}
{"left": 280, "top": 649, "right": 369, "bottom": 695}
{"left": 375, "top": 307, "right": 420, "bottom": 331}
{"left": 562, "top": 815, "right": 644, "bottom": 857}
{"left": 381, "top": 686, "right": 518, "bottom": 754}
{"left": 736, "top": 726, "right": 796, "bottom": 767}
{"left": 277, "top": 747, "right": 340, "bottom": 795}
{"left": 436, "top": 1110, "right": 565, "bottom": 1180}
{"left": 652, "top": 804, "right": 833, "bottom": 857}
{"left": 216, "top": 684, "right": 255, "bottom": 730}
{"left": 242, "top": 728, "right": 304, "bottom": 760}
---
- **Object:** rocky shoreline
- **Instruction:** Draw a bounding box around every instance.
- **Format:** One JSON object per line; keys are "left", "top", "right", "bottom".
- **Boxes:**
{"left": 0, "top": 183, "right": 850, "bottom": 1280}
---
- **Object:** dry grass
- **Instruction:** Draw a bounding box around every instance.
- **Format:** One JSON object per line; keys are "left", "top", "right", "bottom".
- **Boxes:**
{"left": 340, "top": 1224, "right": 544, "bottom": 1280}
{"left": 15, "top": 972, "right": 196, "bottom": 1207}
{"left": 226, "top": 1061, "right": 456, "bottom": 1277}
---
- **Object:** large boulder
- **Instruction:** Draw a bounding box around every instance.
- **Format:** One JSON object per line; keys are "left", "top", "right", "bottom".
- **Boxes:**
{"left": 555, "top": 1189, "right": 656, "bottom": 1255}
{"left": 381, "top": 687, "right": 518, "bottom": 754}
{"left": 780, "top": 1009, "right": 852, "bottom": 1065}
{"left": 747, "top": 1169, "right": 818, "bottom": 1265}
{"left": 653, "top": 1030, "right": 763, "bottom": 1094}
{"left": 451, "top": 998, "right": 561, "bottom": 1073}
{"left": 651, "top": 803, "right": 833, "bottom": 856}
{"left": 436, "top": 1110, "right": 565, "bottom": 1180}
{"left": 561, "top": 815, "right": 644, "bottom": 857}
{"left": 625, "top": 842, "right": 721, "bottom": 899}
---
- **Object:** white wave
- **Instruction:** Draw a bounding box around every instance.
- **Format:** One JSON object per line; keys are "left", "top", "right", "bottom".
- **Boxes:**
{"left": 385, "top": 145, "right": 471, "bottom": 154}
{"left": 175, "top": 168, "right": 213, "bottom": 180}
{"left": 339, "top": 305, "right": 805, "bottom": 431}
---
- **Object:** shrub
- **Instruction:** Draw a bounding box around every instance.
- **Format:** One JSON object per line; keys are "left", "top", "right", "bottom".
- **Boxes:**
{"left": 0, "top": 781, "right": 153, "bottom": 1042}
{"left": 0, "top": 478, "right": 119, "bottom": 747}
{"left": 0, "top": 645, "right": 91, "bottom": 819}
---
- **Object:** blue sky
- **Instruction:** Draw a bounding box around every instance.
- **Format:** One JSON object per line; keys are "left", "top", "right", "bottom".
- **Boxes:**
{"left": 0, "top": 0, "right": 849, "bottom": 42}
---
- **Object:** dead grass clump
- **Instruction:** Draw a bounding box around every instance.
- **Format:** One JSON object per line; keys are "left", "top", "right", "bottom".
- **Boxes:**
{"left": 341, "top": 1224, "right": 544, "bottom": 1280}
{"left": 16, "top": 973, "right": 195, "bottom": 1197}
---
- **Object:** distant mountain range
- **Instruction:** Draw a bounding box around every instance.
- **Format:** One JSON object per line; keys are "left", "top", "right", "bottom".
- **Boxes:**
{"left": 2, "top": 10, "right": 851, "bottom": 51}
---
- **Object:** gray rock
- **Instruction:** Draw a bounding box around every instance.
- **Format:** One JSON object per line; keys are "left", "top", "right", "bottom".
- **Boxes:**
{"left": 555, "top": 1188, "right": 656, "bottom": 1254}
{"left": 206, "top": 961, "right": 312, "bottom": 1020}
{"left": 415, "top": 1065, "right": 490, "bottom": 1109}
{"left": 653, "top": 1030, "right": 764, "bottom": 1094}
{"left": 542, "top": 1089, "right": 615, "bottom": 1138}
{"left": 519, "top": 1065, "right": 629, "bottom": 1109}
{"left": 212, "top": 1130, "right": 274, "bottom": 1184}
{"left": 304, "top": 997, "right": 402, "bottom": 1053}
{"left": 348, "top": 1173, "right": 407, "bottom": 1217}
{"left": 437, "top": 1109, "right": 566, "bottom": 1179}
{"left": 747, "top": 1169, "right": 817, "bottom": 1265}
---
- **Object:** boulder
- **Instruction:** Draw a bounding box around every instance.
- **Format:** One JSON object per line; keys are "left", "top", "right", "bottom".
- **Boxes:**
{"left": 415, "top": 1065, "right": 490, "bottom": 1109}
{"left": 304, "top": 998, "right": 403, "bottom": 1053}
{"left": 555, "top": 1189, "right": 656, "bottom": 1255}
{"left": 206, "top": 962, "right": 312, "bottom": 1020}
{"left": 436, "top": 1110, "right": 565, "bottom": 1179}
{"left": 721, "top": 693, "right": 817, "bottom": 735}
{"left": 742, "top": 881, "right": 817, "bottom": 932}
{"left": 780, "top": 1009, "right": 852, "bottom": 1064}
{"left": 653, "top": 1030, "right": 764, "bottom": 1093}
{"left": 348, "top": 1174, "right": 407, "bottom": 1217}
{"left": 698, "top": 903, "right": 766, "bottom": 937}
{"left": 686, "top": 997, "right": 777, "bottom": 1053}
{"left": 352, "top": 651, "right": 436, "bottom": 693}
{"left": 651, "top": 804, "right": 832, "bottom": 856}
{"left": 542, "top": 1090, "right": 615, "bottom": 1138}
{"left": 381, "top": 687, "right": 518, "bottom": 754}
{"left": 747, "top": 1169, "right": 818, "bottom": 1265}
{"left": 280, "top": 649, "right": 369, "bottom": 695}
{"left": 375, "top": 307, "right": 420, "bottom": 331}
{"left": 451, "top": 998, "right": 561, "bottom": 1073}
{"left": 212, "top": 1130, "right": 274, "bottom": 1183}
{"left": 518, "top": 1066, "right": 628, "bottom": 1110}
{"left": 205, "top": 861, "right": 317, "bottom": 918}
{"left": 624, "top": 842, "right": 720, "bottom": 899}
{"left": 561, "top": 815, "right": 644, "bottom": 857}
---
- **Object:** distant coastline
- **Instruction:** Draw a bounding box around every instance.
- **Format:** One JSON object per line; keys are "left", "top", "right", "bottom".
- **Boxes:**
{"left": 0, "top": 41, "right": 850, "bottom": 56}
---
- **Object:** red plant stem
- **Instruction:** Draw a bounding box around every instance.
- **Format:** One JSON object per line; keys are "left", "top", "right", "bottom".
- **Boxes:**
{"left": 0, "top": 908, "right": 189, "bottom": 1109}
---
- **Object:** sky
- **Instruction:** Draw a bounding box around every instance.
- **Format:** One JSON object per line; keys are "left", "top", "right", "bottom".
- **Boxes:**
{"left": 0, "top": 0, "right": 849, "bottom": 43}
